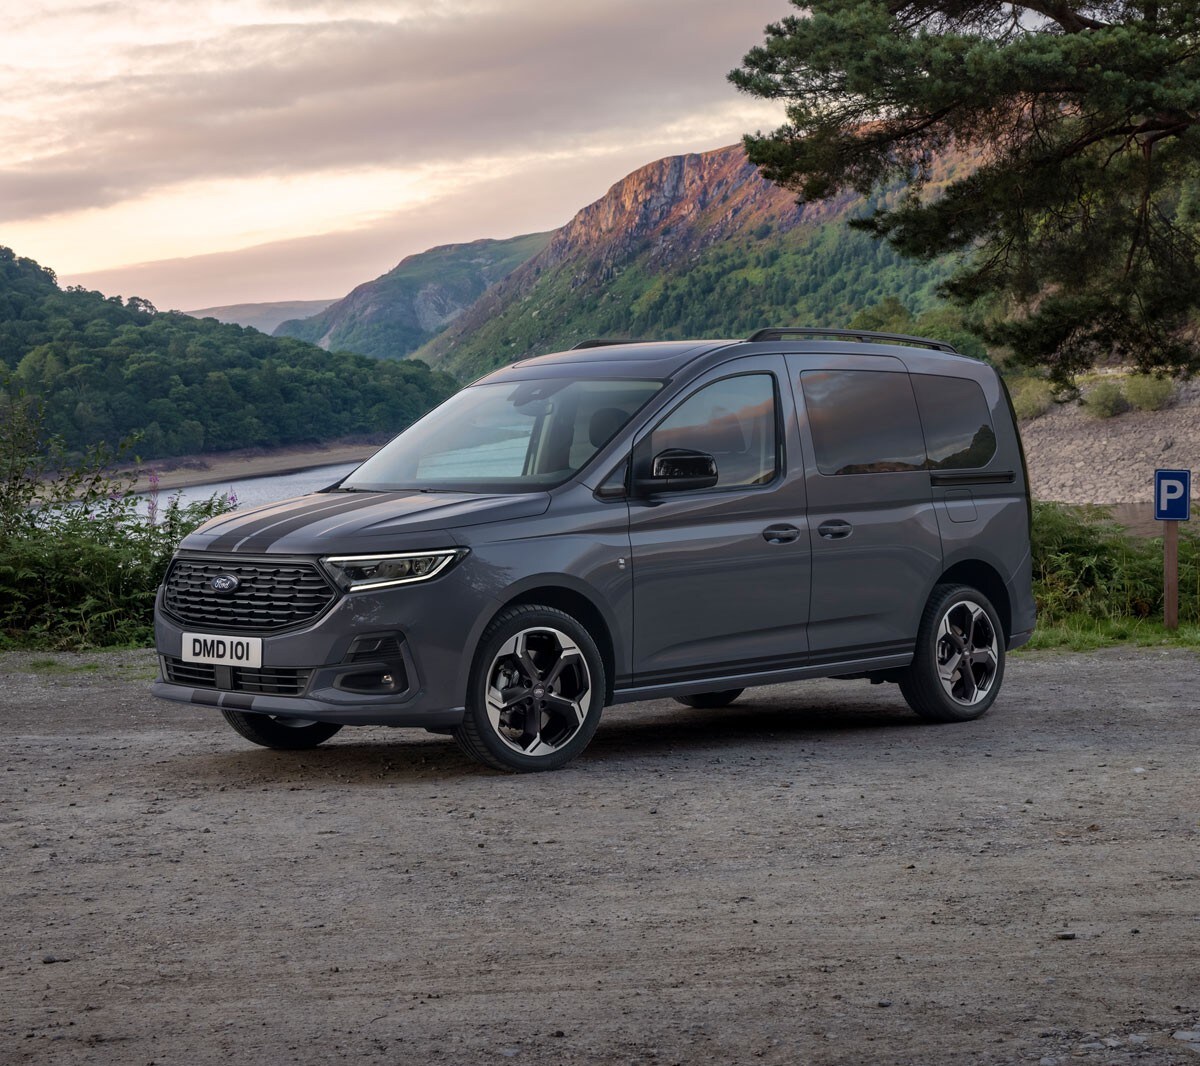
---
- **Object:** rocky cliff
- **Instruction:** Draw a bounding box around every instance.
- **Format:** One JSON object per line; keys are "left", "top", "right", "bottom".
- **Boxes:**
{"left": 414, "top": 145, "right": 953, "bottom": 379}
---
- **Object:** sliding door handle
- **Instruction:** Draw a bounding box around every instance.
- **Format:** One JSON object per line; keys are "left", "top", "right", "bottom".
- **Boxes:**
{"left": 818, "top": 520, "right": 853, "bottom": 540}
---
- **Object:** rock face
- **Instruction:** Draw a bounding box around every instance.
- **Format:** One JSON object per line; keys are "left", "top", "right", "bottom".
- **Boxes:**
{"left": 420, "top": 147, "right": 818, "bottom": 363}
{"left": 537, "top": 146, "right": 809, "bottom": 272}
{"left": 274, "top": 232, "right": 551, "bottom": 359}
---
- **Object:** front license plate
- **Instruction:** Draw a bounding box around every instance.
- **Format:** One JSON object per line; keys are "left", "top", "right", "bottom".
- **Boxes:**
{"left": 181, "top": 632, "right": 263, "bottom": 668}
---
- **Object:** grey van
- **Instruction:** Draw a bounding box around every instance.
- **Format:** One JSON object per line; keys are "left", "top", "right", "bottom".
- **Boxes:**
{"left": 152, "top": 329, "right": 1035, "bottom": 771}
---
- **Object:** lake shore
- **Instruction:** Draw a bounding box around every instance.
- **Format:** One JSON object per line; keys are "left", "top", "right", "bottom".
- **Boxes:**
{"left": 114, "top": 439, "right": 383, "bottom": 493}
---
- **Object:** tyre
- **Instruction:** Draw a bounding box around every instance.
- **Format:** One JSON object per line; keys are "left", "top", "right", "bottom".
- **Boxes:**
{"left": 454, "top": 605, "right": 605, "bottom": 772}
{"left": 899, "top": 583, "right": 1005, "bottom": 723}
{"left": 220, "top": 709, "right": 343, "bottom": 750}
{"left": 673, "top": 689, "right": 744, "bottom": 709}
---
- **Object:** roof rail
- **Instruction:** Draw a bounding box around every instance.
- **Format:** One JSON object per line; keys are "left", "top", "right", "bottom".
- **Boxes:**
{"left": 746, "top": 327, "right": 958, "bottom": 354}
{"left": 570, "top": 338, "right": 638, "bottom": 350}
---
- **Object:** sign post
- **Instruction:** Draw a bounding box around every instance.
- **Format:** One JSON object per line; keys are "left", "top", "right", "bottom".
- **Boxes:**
{"left": 1154, "top": 468, "right": 1191, "bottom": 630}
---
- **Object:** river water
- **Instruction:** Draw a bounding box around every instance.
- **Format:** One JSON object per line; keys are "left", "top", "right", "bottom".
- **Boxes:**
{"left": 138, "top": 462, "right": 360, "bottom": 514}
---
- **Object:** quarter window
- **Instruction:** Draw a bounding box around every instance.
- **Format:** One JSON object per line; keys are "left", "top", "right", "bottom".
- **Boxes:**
{"left": 801, "top": 370, "right": 925, "bottom": 475}
{"left": 646, "top": 374, "right": 779, "bottom": 488}
{"left": 912, "top": 374, "right": 996, "bottom": 469}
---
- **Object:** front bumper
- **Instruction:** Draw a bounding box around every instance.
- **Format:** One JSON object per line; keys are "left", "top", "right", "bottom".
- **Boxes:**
{"left": 152, "top": 558, "right": 495, "bottom": 728}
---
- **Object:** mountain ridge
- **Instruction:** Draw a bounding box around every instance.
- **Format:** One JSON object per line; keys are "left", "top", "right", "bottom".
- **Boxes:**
{"left": 412, "top": 144, "right": 961, "bottom": 380}
{"left": 273, "top": 232, "right": 551, "bottom": 359}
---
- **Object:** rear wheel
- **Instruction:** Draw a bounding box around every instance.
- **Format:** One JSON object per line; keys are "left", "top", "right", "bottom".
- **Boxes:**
{"left": 673, "top": 689, "right": 744, "bottom": 709}
{"left": 899, "top": 583, "right": 1005, "bottom": 723}
{"left": 220, "top": 710, "right": 343, "bottom": 749}
{"left": 454, "top": 605, "right": 605, "bottom": 772}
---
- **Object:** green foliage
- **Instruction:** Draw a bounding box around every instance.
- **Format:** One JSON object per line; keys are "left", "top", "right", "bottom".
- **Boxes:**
{"left": 1124, "top": 373, "right": 1175, "bottom": 411}
{"left": 731, "top": 2, "right": 1200, "bottom": 386}
{"left": 1031, "top": 501, "right": 1200, "bottom": 625}
{"left": 1085, "top": 379, "right": 1130, "bottom": 419}
{"left": 1022, "top": 616, "right": 1200, "bottom": 651}
{"left": 419, "top": 219, "right": 957, "bottom": 381}
{"left": 0, "top": 247, "right": 458, "bottom": 461}
{"left": 275, "top": 233, "right": 550, "bottom": 359}
{"left": 1006, "top": 376, "right": 1054, "bottom": 422}
{"left": 0, "top": 388, "right": 234, "bottom": 648}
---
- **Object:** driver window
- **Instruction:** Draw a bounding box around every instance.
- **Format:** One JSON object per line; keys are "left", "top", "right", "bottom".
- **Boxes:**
{"left": 648, "top": 373, "right": 778, "bottom": 488}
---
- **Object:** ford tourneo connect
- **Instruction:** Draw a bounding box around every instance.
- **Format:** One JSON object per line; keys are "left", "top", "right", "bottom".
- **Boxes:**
{"left": 152, "top": 329, "right": 1036, "bottom": 771}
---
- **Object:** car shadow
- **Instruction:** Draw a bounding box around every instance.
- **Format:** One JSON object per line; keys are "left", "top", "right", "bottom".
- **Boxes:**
{"left": 174, "top": 689, "right": 930, "bottom": 785}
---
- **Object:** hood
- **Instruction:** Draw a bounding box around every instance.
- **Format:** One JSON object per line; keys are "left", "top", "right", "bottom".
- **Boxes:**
{"left": 181, "top": 490, "right": 551, "bottom": 555}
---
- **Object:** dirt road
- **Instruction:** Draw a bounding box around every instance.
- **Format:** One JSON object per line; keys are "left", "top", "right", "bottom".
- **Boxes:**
{"left": 3, "top": 647, "right": 1198, "bottom": 1065}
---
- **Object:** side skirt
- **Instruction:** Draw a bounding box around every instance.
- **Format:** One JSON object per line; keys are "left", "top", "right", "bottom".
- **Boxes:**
{"left": 610, "top": 651, "right": 914, "bottom": 706}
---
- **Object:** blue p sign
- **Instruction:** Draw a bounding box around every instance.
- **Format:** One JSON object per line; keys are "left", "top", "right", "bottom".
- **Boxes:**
{"left": 1154, "top": 468, "right": 1191, "bottom": 521}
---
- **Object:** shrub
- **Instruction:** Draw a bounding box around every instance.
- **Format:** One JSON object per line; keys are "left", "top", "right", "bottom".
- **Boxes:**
{"left": 0, "top": 386, "right": 233, "bottom": 648}
{"left": 1124, "top": 373, "right": 1174, "bottom": 411}
{"left": 1008, "top": 376, "right": 1054, "bottom": 421}
{"left": 1085, "top": 379, "right": 1130, "bottom": 418}
{"left": 1032, "top": 501, "right": 1200, "bottom": 624}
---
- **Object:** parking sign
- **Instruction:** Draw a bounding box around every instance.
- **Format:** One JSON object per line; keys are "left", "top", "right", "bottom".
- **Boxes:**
{"left": 1154, "top": 468, "right": 1191, "bottom": 521}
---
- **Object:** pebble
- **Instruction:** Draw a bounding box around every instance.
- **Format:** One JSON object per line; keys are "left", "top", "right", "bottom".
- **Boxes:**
{"left": 1054, "top": 932, "right": 1076, "bottom": 940}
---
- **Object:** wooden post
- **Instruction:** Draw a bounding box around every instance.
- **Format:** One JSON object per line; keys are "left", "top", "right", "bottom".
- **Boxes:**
{"left": 1164, "top": 519, "right": 1179, "bottom": 630}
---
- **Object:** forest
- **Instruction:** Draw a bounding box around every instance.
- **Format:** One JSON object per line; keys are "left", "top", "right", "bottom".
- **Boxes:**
{"left": 0, "top": 247, "right": 457, "bottom": 460}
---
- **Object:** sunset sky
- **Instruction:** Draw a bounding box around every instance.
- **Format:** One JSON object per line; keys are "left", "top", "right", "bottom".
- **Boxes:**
{"left": 2, "top": 0, "right": 788, "bottom": 310}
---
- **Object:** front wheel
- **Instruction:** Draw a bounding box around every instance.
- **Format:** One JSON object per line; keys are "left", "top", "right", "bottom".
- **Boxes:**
{"left": 899, "top": 584, "right": 1005, "bottom": 723}
{"left": 454, "top": 605, "right": 605, "bottom": 772}
{"left": 220, "top": 710, "right": 343, "bottom": 749}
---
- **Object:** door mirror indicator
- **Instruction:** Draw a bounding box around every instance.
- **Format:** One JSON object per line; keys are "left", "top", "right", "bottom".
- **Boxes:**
{"left": 636, "top": 449, "right": 719, "bottom": 494}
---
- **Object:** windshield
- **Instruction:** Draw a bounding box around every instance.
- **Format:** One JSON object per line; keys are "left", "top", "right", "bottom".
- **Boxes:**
{"left": 340, "top": 377, "right": 663, "bottom": 493}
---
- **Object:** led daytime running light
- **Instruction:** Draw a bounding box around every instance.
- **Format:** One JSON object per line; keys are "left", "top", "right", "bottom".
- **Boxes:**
{"left": 322, "top": 549, "right": 461, "bottom": 591}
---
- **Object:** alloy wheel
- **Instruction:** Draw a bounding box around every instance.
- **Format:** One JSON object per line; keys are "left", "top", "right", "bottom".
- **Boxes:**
{"left": 935, "top": 599, "right": 1000, "bottom": 706}
{"left": 484, "top": 627, "right": 593, "bottom": 757}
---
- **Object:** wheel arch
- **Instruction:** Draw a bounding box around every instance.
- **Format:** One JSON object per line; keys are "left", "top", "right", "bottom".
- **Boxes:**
{"left": 496, "top": 584, "right": 617, "bottom": 705}
{"left": 937, "top": 559, "right": 1012, "bottom": 640}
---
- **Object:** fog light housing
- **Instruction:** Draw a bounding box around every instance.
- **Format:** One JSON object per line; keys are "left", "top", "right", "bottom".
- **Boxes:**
{"left": 336, "top": 668, "right": 407, "bottom": 695}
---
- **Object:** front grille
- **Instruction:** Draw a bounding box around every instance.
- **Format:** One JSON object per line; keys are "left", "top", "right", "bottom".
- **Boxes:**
{"left": 163, "top": 557, "right": 337, "bottom": 632}
{"left": 162, "top": 657, "right": 312, "bottom": 697}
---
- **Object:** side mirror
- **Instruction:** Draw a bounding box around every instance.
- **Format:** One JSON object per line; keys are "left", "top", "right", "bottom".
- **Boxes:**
{"left": 635, "top": 448, "right": 718, "bottom": 494}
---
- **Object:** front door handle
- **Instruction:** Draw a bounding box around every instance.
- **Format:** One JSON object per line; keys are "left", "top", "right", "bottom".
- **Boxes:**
{"left": 762, "top": 524, "right": 801, "bottom": 544}
{"left": 818, "top": 520, "right": 853, "bottom": 540}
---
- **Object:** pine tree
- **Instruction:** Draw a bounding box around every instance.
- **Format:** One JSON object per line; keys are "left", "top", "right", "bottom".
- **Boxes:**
{"left": 731, "top": 1, "right": 1200, "bottom": 385}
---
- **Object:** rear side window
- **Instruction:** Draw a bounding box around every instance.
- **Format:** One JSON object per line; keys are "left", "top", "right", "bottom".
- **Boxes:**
{"left": 911, "top": 374, "right": 996, "bottom": 469}
{"left": 801, "top": 370, "right": 925, "bottom": 475}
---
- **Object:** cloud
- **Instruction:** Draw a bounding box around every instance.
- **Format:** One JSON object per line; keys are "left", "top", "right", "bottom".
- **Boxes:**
{"left": 57, "top": 131, "right": 751, "bottom": 308}
{"left": 1, "top": 0, "right": 789, "bottom": 223}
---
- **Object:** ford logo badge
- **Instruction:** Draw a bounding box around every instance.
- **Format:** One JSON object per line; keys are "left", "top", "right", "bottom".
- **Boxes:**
{"left": 209, "top": 574, "right": 240, "bottom": 595}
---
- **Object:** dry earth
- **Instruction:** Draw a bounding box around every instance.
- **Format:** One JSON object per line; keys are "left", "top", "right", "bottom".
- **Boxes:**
{"left": 1020, "top": 378, "right": 1200, "bottom": 508}
{"left": 3, "top": 647, "right": 1199, "bottom": 1066}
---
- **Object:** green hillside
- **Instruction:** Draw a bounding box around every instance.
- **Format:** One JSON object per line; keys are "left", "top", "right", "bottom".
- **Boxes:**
{"left": 274, "top": 232, "right": 551, "bottom": 359}
{"left": 417, "top": 221, "right": 957, "bottom": 381}
{"left": 0, "top": 248, "right": 457, "bottom": 460}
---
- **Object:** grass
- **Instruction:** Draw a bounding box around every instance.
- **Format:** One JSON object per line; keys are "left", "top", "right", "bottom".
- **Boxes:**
{"left": 1018, "top": 616, "right": 1200, "bottom": 652}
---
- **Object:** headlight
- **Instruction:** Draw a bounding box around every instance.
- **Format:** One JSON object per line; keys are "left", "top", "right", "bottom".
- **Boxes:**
{"left": 321, "top": 549, "right": 463, "bottom": 592}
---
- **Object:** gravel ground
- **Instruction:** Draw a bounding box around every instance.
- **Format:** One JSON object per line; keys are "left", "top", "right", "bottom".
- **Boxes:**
{"left": 2, "top": 646, "right": 1198, "bottom": 1066}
